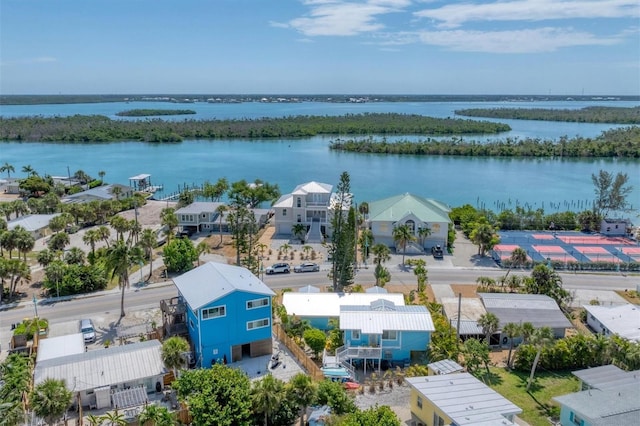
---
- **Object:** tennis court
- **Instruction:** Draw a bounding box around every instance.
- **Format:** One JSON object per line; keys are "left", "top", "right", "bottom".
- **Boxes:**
{"left": 495, "top": 231, "right": 638, "bottom": 266}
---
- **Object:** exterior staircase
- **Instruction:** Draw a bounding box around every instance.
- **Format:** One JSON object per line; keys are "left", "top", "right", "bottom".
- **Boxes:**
{"left": 306, "top": 218, "right": 323, "bottom": 243}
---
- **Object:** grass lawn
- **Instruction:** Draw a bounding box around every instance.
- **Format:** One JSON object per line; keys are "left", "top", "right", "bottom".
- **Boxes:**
{"left": 484, "top": 367, "right": 579, "bottom": 426}
{"left": 616, "top": 289, "right": 640, "bottom": 304}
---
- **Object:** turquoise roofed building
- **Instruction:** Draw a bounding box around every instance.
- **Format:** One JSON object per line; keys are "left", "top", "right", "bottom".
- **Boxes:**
{"left": 366, "top": 193, "right": 451, "bottom": 253}
{"left": 171, "top": 261, "right": 275, "bottom": 368}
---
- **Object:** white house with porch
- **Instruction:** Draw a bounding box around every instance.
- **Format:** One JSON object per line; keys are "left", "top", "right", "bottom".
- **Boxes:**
{"left": 366, "top": 193, "right": 451, "bottom": 253}
{"left": 272, "top": 181, "right": 352, "bottom": 243}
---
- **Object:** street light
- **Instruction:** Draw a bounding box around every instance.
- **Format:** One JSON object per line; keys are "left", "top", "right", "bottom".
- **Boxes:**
{"left": 32, "top": 295, "right": 38, "bottom": 318}
{"left": 259, "top": 262, "right": 264, "bottom": 281}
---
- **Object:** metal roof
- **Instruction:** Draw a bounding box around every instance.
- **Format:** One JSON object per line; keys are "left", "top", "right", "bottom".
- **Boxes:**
{"left": 572, "top": 365, "right": 640, "bottom": 390}
{"left": 128, "top": 174, "right": 151, "bottom": 180}
{"left": 428, "top": 359, "right": 464, "bottom": 375}
{"left": 583, "top": 304, "right": 640, "bottom": 341}
{"left": 8, "top": 214, "right": 60, "bottom": 232}
{"left": 368, "top": 193, "right": 451, "bottom": 223}
{"left": 441, "top": 297, "right": 487, "bottom": 322}
{"left": 282, "top": 292, "right": 405, "bottom": 318}
{"left": 173, "top": 261, "right": 275, "bottom": 310}
{"left": 553, "top": 383, "right": 640, "bottom": 426}
{"left": 298, "top": 285, "right": 321, "bottom": 293}
{"left": 453, "top": 320, "right": 485, "bottom": 336}
{"left": 407, "top": 373, "right": 522, "bottom": 425}
{"left": 272, "top": 193, "right": 293, "bottom": 208}
{"left": 365, "top": 286, "right": 388, "bottom": 294}
{"left": 479, "top": 293, "right": 572, "bottom": 330}
{"left": 36, "top": 333, "right": 85, "bottom": 362}
{"left": 291, "top": 181, "right": 332, "bottom": 195}
{"left": 34, "top": 340, "right": 166, "bottom": 393}
{"left": 339, "top": 303, "right": 434, "bottom": 334}
{"left": 175, "top": 201, "right": 224, "bottom": 214}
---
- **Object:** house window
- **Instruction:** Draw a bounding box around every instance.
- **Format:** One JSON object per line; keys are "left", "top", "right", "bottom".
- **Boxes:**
{"left": 405, "top": 220, "right": 415, "bottom": 233}
{"left": 382, "top": 330, "right": 397, "bottom": 340}
{"left": 352, "top": 330, "right": 360, "bottom": 340}
{"left": 283, "top": 209, "right": 287, "bottom": 216}
{"left": 202, "top": 305, "right": 226, "bottom": 320}
{"left": 433, "top": 413, "right": 445, "bottom": 426}
{"left": 297, "top": 197, "right": 301, "bottom": 208}
{"left": 416, "top": 395, "right": 422, "bottom": 409}
{"left": 189, "top": 319, "right": 195, "bottom": 329}
{"left": 247, "top": 297, "right": 269, "bottom": 310}
{"left": 297, "top": 214, "right": 302, "bottom": 223}
{"left": 570, "top": 412, "right": 584, "bottom": 426}
{"left": 247, "top": 318, "right": 270, "bottom": 330}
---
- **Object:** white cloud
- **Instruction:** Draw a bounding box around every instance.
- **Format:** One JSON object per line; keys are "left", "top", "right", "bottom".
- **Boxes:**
{"left": 284, "top": 0, "right": 409, "bottom": 36}
{"left": 383, "top": 27, "right": 622, "bottom": 53}
{"left": 414, "top": 0, "right": 639, "bottom": 29}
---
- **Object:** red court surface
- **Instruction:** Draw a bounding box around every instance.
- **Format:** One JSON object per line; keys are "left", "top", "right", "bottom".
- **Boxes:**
{"left": 558, "top": 235, "right": 634, "bottom": 245}
{"left": 532, "top": 245, "right": 566, "bottom": 253}
{"left": 574, "top": 246, "right": 609, "bottom": 254}
{"left": 532, "top": 234, "right": 555, "bottom": 240}
{"left": 620, "top": 247, "right": 640, "bottom": 254}
{"left": 493, "top": 245, "right": 523, "bottom": 260}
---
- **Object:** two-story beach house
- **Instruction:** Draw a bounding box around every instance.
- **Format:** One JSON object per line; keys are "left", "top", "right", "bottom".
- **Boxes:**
{"left": 366, "top": 193, "right": 451, "bottom": 253}
{"left": 174, "top": 201, "right": 270, "bottom": 235}
{"left": 272, "top": 181, "right": 351, "bottom": 243}
{"left": 171, "top": 261, "right": 275, "bottom": 367}
{"left": 336, "top": 299, "right": 435, "bottom": 372}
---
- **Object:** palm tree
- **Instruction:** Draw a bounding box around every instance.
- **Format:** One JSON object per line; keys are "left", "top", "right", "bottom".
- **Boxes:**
{"left": 358, "top": 228, "right": 373, "bottom": 265}
{"left": 215, "top": 204, "right": 227, "bottom": 247}
{"left": 279, "top": 243, "right": 291, "bottom": 257}
{"left": 374, "top": 263, "right": 391, "bottom": 287}
{"left": 64, "top": 246, "right": 86, "bottom": 265}
{"left": 0, "top": 162, "right": 15, "bottom": 179}
{"left": 100, "top": 410, "right": 127, "bottom": 426}
{"left": 6, "top": 258, "right": 30, "bottom": 299}
{"left": 97, "top": 225, "right": 111, "bottom": 248}
{"left": 160, "top": 208, "right": 178, "bottom": 243}
{"left": 137, "top": 403, "right": 174, "bottom": 426}
{"left": 521, "top": 321, "right": 535, "bottom": 345}
{"left": 111, "top": 186, "right": 122, "bottom": 201}
{"left": 37, "top": 249, "right": 55, "bottom": 268}
{"left": 85, "top": 414, "right": 103, "bottom": 426}
{"left": 161, "top": 336, "right": 190, "bottom": 377}
{"left": 105, "top": 239, "right": 144, "bottom": 318}
{"left": 139, "top": 229, "right": 157, "bottom": 280}
{"left": 292, "top": 223, "right": 306, "bottom": 243}
{"left": 83, "top": 229, "right": 100, "bottom": 256}
{"left": 109, "top": 215, "right": 129, "bottom": 241}
{"left": 478, "top": 312, "right": 500, "bottom": 345}
{"left": 287, "top": 372, "right": 317, "bottom": 426}
{"left": 371, "top": 243, "right": 391, "bottom": 266}
{"left": 505, "top": 247, "right": 528, "bottom": 278}
{"left": 417, "top": 226, "right": 432, "bottom": 249}
{"left": 526, "top": 326, "right": 554, "bottom": 391}
{"left": 14, "top": 228, "right": 35, "bottom": 261}
{"left": 21, "top": 164, "right": 37, "bottom": 177}
{"left": 196, "top": 241, "right": 210, "bottom": 266}
{"left": 252, "top": 374, "right": 285, "bottom": 426}
{"left": 30, "top": 378, "right": 73, "bottom": 426}
{"left": 98, "top": 170, "right": 106, "bottom": 185}
{"left": 392, "top": 224, "right": 415, "bottom": 265}
{"left": 502, "top": 322, "right": 521, "bottom": 368}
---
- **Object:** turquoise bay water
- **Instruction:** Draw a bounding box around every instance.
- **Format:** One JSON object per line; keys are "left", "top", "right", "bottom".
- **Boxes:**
{"left": 0, "top": 100, "right": 638, "bottom": 212}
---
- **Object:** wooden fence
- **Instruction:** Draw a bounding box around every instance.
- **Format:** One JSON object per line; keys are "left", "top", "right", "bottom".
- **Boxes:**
{"left": 273, "top": 324, "right": 324, "bottom": 381}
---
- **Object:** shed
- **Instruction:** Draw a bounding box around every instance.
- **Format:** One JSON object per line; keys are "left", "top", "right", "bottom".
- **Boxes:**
{"left": 36, "top": 333, "right": 85, "bottom": 362}
{"left": 427, "top": 359, "right": 464, "bottom": 376}
{"left": 572, "top": 365, "right": 640, "bottom": 391}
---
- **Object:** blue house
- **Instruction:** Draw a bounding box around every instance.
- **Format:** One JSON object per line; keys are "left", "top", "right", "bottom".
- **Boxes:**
{"left": 336, "top": 299, "right": 434, "bottom": 371}
{"left": 172, "top": 261, "right": 275, "bottom": 368}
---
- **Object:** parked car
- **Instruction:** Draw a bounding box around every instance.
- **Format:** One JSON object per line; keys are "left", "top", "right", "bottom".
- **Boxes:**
{"left": 294, "top": 262, "right": 320, "bottom": 273}
{"left": 80, "top": 319, "right": 96, "bottom": 343}
{"left": 265, "top": 262, "right": 290, "bottom": 275}
{"left": 431, "top": 245, "right": 444, "bottom": 259}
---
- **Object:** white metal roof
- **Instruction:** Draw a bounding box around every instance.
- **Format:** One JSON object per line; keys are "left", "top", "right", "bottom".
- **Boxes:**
{"left": 128, "top": 173, "right": 151, "bottom": 180}
{"left": 298, "top": 285, "right": 321, "bottom": 293}
{"left": 173, "top": 261, "right": 275, "bottom": 310}
{"left": 339, "top": 302, "right": 434, "bottom": 334}
{"left": 291, "top": 181, "right": 332, "bottom": 195}
{"left": 175, "top": 201, "right": 224, "bottom": 214}
{"left": 365, "top": 286, "right": 388, "bottom": 294}
{"left": 407, "top": 373, "right": 522, "bottom": 425}
{"left": 427, "top": 359, "right": 465, "bottom": 375}
{"left": 583, "top": 304, "right": 640, "bottom": 342}
{"left": 8, "top": 214, "right": 60, "bottom": 232}
{"left": 572, "top": 365, "right": 640, "bottom": 389}
{"left": 272, "top": 193, "right": 294, "bottom": 208}
{"left": 282, "top": 292, "right": 405, "bottom": 318}
{"left": 36, "top": 333, "right": 85, "bottom": 362}
{"left": 34, "top": 340, "right": 165, "bottom": 393}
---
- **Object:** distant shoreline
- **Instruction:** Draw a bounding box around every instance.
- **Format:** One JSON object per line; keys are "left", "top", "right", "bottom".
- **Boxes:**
{"left": 1, "top": 94, "right": 639, "bottom": 106}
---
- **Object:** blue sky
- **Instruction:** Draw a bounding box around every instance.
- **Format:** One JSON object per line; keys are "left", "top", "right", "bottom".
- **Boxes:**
{"left": 1, "top": 0, "right": 638, "bottom": 95}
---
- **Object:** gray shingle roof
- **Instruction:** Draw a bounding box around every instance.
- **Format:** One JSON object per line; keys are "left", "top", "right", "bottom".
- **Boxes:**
{"left": 553, "top": 383, "right": 640, "bottom": 426}
{"left": 479, "top": 293, "right": 572, "bottom": 330}
{"left": 34, "top": 340, "right": 165, "bottom": 393}
{"left": 407, "top": 373, "right": 521, "bottom": 425}
{"left": 173, "top": 261, "right": 275, "bottom": 310}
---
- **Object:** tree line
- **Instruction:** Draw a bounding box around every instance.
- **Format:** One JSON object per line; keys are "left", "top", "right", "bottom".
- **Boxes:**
{"left": 329, "top": 126, "right": 640, "bottom": 158}
{"left": 115, "top": 109, "right": 196, "bottom": 116}
{"left": 455, "top": 105, "right": 640, "bottom": 124}
{"left": 0, "top": 113, "right": 511, "bottom": 142}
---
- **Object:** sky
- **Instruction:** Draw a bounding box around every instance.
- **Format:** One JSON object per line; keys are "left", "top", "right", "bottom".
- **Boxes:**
{"left": 1, "top": 0, "right": 638, "bottom": 95}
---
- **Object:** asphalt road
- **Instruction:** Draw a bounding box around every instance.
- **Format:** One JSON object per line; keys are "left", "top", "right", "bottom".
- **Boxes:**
{"left": 1, "top": 266, "right": 635, "bottom": 330}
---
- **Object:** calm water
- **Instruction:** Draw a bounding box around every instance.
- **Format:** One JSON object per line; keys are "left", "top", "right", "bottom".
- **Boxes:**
{"left": 0, "top": 100, "right": 638, "bottom": 212}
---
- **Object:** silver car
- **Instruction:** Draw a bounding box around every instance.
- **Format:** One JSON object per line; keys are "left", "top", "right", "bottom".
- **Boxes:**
{"left": 80, "top": 319, "right": 96, "bottom": 343}
{"left": 265, "top": 263, "right": 290, "bottom": 275}
{"left": 294, "top": 262, "right": 320, "bottom": 273}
